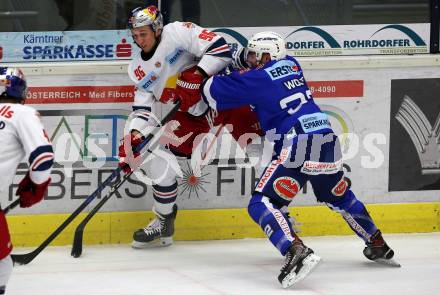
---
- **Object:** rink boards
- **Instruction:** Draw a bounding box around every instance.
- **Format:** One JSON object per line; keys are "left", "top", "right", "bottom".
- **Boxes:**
{"left": 2, "top": 54, "right": 440, "bottom": 246}
{"left": 7, "top": 203, "right": 440, "bottom": 247}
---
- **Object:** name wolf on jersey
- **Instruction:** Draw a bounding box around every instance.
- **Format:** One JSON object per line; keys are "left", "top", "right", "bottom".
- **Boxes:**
{"left": 283, "top": 77, "right": 305, "bottom": 90}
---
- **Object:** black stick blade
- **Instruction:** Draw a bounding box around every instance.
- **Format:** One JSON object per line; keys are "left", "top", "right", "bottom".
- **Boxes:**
{"left": 11, "top": 253, "right": 36, "bottom": 265}
{"left": 71, "top": 227, "right": 85, "bottom": 258}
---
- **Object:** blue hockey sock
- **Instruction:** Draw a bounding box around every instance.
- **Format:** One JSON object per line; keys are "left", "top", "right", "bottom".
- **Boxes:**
{"left": 327, "top": 190, "right": 378, "bottom": 242}
{"left": 248, "top": 193, "right": 296, "bottom": 255}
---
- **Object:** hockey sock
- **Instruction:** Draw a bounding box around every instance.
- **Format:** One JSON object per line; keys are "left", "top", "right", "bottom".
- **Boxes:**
{"left": 327, "top": 190, "right": 377, "bottom": 242}
{"left": 248, "top": 194, "right": 297, "bottom": 255}
{"left": 0, "top": 256, "right": 12, "bottom": 294}
{"left": 152, "top": 182, "right": 178, "bottom": 215}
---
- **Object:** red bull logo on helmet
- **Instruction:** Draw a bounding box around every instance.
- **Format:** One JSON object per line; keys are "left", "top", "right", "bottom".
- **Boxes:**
{"left": 145, "top": 6, "right": 158, "bottom": 20}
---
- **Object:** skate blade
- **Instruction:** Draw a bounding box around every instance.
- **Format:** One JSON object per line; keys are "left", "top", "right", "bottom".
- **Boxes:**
{"left": 282, "top": 253, "right": 321, "bottom": 288}
{"left": 374, "top": 258, "right": 401, "bottom": 268}
{"left": 131, "top": 237, "right": 173, "bottom": 249}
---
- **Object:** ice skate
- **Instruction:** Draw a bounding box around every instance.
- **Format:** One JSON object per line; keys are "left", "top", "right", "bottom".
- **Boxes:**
{"left": 132, "top": 204, "right": 177, "bottom": 249}
{"left": 278, "top": 242, "right": 321, "bottom": 288}
{"left": 363, "top": 230, "right": 401, "bottom": 267}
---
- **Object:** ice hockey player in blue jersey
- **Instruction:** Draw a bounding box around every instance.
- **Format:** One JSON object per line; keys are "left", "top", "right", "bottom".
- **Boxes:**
{"left": 177, "top": 31, "right": 399, "bottom": 288}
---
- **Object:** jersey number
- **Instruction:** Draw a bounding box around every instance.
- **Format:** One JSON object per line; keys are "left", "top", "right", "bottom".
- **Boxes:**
{"left": 280, "top": 90, "right": 312, "bottom": 115}
{"left": 198, "top": 29, "right": 216, "bottom": 41}
{"left": 134, "top": 66, "right": 146, "bottom": 81}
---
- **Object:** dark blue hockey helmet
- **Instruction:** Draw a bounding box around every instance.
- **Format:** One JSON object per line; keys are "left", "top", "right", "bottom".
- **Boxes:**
{"left": 0, "top": 67, "right": 28, "bottom": 100}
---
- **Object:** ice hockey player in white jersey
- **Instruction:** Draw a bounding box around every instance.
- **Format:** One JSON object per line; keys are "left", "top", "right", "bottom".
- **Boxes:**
{"left": 0, "top": 67, "right": 54, "bottom": 294}
{"left": 119, "top": 5, "right": 262, "bottom": 248}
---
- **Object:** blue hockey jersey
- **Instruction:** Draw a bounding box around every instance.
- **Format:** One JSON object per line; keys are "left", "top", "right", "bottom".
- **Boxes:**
{"left": 202, "top": 55, "right": 333, "bottom": 147}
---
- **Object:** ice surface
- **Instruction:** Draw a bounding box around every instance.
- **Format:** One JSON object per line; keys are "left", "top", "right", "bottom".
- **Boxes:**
{"left": 8, "top": 233, "right": 440, "bottom": 295}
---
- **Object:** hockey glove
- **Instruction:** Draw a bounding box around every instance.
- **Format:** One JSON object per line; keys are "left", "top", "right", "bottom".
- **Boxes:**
{"left": 174, "top": 68, "right": 204, "bottom": 112}
{"left": 158, "top": 88, "right": 177, "bottom": 104}
{"left": 16, "top": 173, "right": 51, "bottom": 208}
{"left": 231, "top": 47, "right": 250, "bottom": 70}
{"left": 118, "top": 133, "right": 144, "bottom": 174}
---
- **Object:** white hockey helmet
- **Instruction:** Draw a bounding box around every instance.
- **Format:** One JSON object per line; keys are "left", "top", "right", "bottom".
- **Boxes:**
{"left": 0, "top": 67, "right": 27, "bottom": 100}
{"left": 246, "top": 31, "right": 287, "bottom": 62}
{"left": 128, "top": 5, "right": 163, "bottom": 32}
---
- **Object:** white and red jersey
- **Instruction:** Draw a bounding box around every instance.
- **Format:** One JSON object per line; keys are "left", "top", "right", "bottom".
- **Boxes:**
{"left": 127, "top": 21, "right": 232, "bottom": 134}
{"left": 0, "top": 103, "right": 54, "bottom": 192}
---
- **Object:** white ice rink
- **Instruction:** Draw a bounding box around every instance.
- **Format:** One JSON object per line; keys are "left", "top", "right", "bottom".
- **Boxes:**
{"left": 7, "top": 233, "right": 440, "bottom": 295}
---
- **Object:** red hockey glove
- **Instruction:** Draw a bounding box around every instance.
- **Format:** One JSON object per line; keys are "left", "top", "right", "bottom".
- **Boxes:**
{"left": 174, "top": 68, "right": 204, "bottom": 112}
{"left": 16, "top": 173, "right": 50, "bottom": 208}
{"left": 118, "top": 133, "right": 144, "bottom": 174}
{"left": 158, "top": 88, "right": 177, "bottom": 104}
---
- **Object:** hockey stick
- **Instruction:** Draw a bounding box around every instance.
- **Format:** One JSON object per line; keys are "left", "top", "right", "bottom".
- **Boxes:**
{"left": 71, "top": 101, "right": 181, "bottom": 258}
{"left": 12, "top": 101, "right": 180, "bottom": 265}
{"left": 11, "top": 166, "right": 120, "bottom": 264}
{"left": 201, "top": 124, "right": 223, "bottom": 161}
{"left": 71, "top": 169, "right": 134, "bottom": 258}
{"left": 2, "top": 199, "right": 20, "bottom": 215}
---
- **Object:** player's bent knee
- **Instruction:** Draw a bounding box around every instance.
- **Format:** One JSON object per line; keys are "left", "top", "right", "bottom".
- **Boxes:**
{"left": 314, "top": 174, "right": 350, "bottom": 204}
{"left": 327, "top": 189, "right": 357, "bottom": 210}
{"left": 247, "top": 193, "right": 267, "bottom": 224}
{"left": 145, "top": 149, "right": 178, "bottom": 186}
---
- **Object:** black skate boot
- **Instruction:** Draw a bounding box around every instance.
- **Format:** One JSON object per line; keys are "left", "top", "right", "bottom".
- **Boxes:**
{"left": 363, "top": 230, "right": 400, "bottom": 267}
{"left": 278, "top": 240, "right": 321, "bottom": 288}
{"left": 132, "top": 204, "right": 178, "bottom": 249}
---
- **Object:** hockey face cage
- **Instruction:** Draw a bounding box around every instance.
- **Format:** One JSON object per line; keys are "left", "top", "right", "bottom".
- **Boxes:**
{"left": 245, "top": 31, "right": 287, "bottom": 65}
{"left": 0, "top": 67, "right": 27, "bottom": 100}
{"left": 128, "top": 5, "right": 163, "bottom": 32}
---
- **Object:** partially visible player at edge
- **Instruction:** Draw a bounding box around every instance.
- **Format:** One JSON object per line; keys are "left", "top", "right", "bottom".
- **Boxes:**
{"left": 0, "top": 67, "right": 54, "bottom": 294}
{"left": 181, "top": 32, "right": 399, "bottom": 288}
{"left": 119, "top": 5, "right": 262, "bottom": 248}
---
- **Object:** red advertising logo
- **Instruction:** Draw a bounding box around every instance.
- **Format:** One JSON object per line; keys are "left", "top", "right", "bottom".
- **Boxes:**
{"left": 332, "top": 178, "right": 348, "bottom": 197}
{"left": 0, "top": 46, "right": 3, "bottom": 60}
{"left": 309, "top": 80, "right": 364, "bottom": 98}
{"left": 116, "top": 39, "right": 131, "bottom": 58}
{"left": 25, "top": 85, "right": 135, "bottom": 104}
{"left": 273, "top": 177, "right": 299, "bottom": 200}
